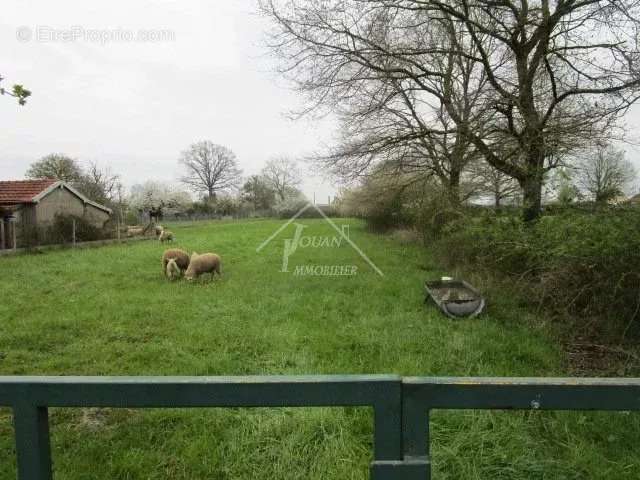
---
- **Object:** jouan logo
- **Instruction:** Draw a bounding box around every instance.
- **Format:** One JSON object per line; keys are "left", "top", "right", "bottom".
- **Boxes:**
{"left": 256, "top": 202, "right": 384, "bottom": 277}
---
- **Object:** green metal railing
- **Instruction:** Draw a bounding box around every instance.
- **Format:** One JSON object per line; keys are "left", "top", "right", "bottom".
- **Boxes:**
{"left": 1, "top": 375, "right": 639, "bottom": 479}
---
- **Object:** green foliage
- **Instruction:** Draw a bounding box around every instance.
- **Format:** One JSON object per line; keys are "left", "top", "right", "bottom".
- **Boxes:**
{"left": 0, "top": 75, "right": 31, "bottom": 105}
{"left": 241, "top": 175, "right": 277, "bottom": 211}
{"left": 124, "top": 210, "right": 139, "bottom": 226}
{"left": 184, "top": 196, "right": 243, "bottom": 218}
{"left": 212, "top": 195, "right": 240, "bottom": 216}
{"left": 336, "top": 175, "right": 436, "bottom": 232}
{"left": 20, "top": 214, "right": 111, "bottom": 247}
{"left": 25, "top": 154, "right": 83, "bottom": 182}
{"left": 185, "top": 200, "right": 216, "bottom": 216}
{"left": 439, "top": 206, "right": 640, "bottom": 335}
{"left": 50, "top": 214, "right": 107, "bottom": 243}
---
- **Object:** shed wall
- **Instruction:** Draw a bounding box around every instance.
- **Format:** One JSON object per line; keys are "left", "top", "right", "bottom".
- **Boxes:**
{"left": 35, "top": 187, "right": 85, "bottom": 223}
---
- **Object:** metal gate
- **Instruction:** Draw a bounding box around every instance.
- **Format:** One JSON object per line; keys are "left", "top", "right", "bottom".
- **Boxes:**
{"left": 1, "top": 375, "right": 638, "bottom": 479}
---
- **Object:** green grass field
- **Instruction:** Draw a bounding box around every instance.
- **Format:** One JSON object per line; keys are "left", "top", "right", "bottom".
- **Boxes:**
{"left": 0, "top": 218, "right": 638, "bottom": 479}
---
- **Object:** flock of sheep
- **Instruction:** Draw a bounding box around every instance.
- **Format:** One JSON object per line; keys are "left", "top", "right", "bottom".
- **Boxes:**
{"left": 155, "top": 225, "right": 222, "bottom": 282}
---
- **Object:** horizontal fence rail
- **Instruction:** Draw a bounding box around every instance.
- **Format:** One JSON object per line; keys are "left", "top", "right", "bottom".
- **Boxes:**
{"left": 0, "top": 376, "right": 639, "bottom": 479}
{"left": 401, "top": 376, "right": 640, "bottom": 479}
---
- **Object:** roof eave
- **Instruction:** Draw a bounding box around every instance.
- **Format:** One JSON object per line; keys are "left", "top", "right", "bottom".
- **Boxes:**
{"left": 32, "top": 182, "right": 112, "bottom": 215}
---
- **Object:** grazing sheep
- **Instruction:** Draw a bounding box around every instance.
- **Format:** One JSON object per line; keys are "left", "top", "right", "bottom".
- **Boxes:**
{"left": 159, "top": 230, "right": 174, "bottom": 242}
{"left": 184, "top": 252, "right": 222, "bottom": 281}
{"left": 161, "top": 248, "right": 190, "bottom": 277}
{"left": 154, "top": 225, "right": 164, "bottom": 237}
{"left": 127, "top": 226, "right": 144, "bottom": 237}
{"left": 165, "top": 258, "right": 181, "bottom": 281}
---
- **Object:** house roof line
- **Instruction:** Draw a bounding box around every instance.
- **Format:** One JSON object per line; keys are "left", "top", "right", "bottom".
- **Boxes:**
{"left": 0, "top": 179, "right": 112, "bottom": 214}
{"left": 42, "top": 182, "right": 113, "bottom": 214}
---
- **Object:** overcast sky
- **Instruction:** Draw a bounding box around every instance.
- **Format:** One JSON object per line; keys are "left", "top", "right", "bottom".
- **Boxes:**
{"left": 0, "top": 0, "right": 337, "bottom": 201}
{"left": 2, "top": 1, "right": 640, "bottom": 200}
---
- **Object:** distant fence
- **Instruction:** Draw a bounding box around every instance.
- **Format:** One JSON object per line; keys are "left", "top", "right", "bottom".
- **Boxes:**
{"left": 1, "top": 375, "right": 639, "bottom": 479}
{"left": 0, "top": 234, "right": 154, "bottom": 257}
{"left": 0, "top": 217, "right": 123, "bottom": 251}
{"left": 0, "top": 215, "right": 167, "bottom": 254}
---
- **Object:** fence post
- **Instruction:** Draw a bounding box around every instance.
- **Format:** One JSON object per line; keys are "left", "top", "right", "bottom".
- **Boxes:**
{"left": 370, "top": 379, "right": 430, "bottom": 480}
{"left": 72, "top": 218, "right": 76, "bottom": 247}
{"left": 13, "top": 405, "right": 53, "bottom": 480}
{"left": 12, "top": 218, "right": 17, "bottom": 251}
{"left": 373, "top": 380, "right": 403, "bottom": 461}
{"left": 401, "top": 381, "right": 432, "bottom": 480}
{"left": 0, "top": 219, "right": 5, "bottom": 250}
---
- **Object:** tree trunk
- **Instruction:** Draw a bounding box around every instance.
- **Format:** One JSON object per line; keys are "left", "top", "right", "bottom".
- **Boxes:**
{"left": 520, "top": 128, "right": 545, "bottom": 222}
{"left": 448, "top": 170, "right": 461, "bottom": 206}
{"left": 520, "top": 175, "right": 543, "bottom": 222}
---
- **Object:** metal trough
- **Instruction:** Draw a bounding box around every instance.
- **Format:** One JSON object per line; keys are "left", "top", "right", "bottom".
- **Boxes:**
{"left": 424, "top": 278, "right": 485, "bottom": 318}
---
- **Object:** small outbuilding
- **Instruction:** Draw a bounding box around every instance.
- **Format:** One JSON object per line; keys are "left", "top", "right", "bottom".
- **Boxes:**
{"left": 0, "top": 179, "right": 112, "bottom": 249}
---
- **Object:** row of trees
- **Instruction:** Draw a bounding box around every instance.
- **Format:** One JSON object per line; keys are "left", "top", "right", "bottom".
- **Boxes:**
{"left": 23, "top": 142, "right": 306, "bottom": 223}
{"left": 129, "top": 154, "right": 304, "bottom": 221}
{"left": 178, "top": 141, "right": 303, "bottom": 203}
{"left": 25, "top": 153, "right": 124, "bottom": 207}
{"left": 474, "top": 143, "right": 638, "bottom": 207}
{"left": 336, "top": 142, "right": 638, "bottom": 220}
{"left": 260, "top": 0, "right": 640, "bottom": 221}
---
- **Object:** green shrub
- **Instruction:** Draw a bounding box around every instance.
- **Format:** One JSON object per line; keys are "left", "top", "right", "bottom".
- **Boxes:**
{"left": 438, "top": 206, "right": 640, "bottom": 336}
{"left": 365, "top": 192, "right": 412, "bottom": 231}
{"left": 49, "top": 214, "right": 108, "bottom": 243}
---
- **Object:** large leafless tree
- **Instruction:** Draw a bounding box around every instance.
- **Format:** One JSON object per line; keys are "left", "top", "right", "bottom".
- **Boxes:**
{"left": 77, "top": 161, "right": 121, "bottom": 205}
{"left": 261, "top": 0, "right": 640, "bottom": 220}
{"left": 179, "top": 141, "right": 242, "bottom": 199}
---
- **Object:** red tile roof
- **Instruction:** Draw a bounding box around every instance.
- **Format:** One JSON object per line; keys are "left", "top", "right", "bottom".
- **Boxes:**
{"left": 0, "top": 179, "right": 58, "bottom": 206}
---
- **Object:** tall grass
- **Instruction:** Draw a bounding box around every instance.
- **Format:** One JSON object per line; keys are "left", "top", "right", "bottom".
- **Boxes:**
{"left": 0, "top": 219, "right": 638, "bottom": 478}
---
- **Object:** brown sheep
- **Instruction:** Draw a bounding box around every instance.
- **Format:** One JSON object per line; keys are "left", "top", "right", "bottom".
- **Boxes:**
{"left": 184, "top": 252, "right": 222, "bottom": 281}
{"left": 159, "top": 230, "right": 174, "bottom": 242}
{"left": 165, "top": 258, "right": 181, "bottom": 281}
{"left": 161, "top": 248, "right": 190, "bottom": 277}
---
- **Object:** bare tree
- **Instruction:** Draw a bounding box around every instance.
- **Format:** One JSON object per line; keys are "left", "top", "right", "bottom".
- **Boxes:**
{"left": 321, "top": 73, "right": 484, "bottom": 205}
{"left": 77, "top": 161, "right": 121, "bottom": 204}
{"left": 261, "top": 157, "right": 302, "bottom": 201}
{"left": 467, "top": 161, "right": 521, "bottom": 208}
{"left": 261, "top": 0, "right": 640, "bottom": 220}
{"left": 286, "top": 9, "right": 491, "bottom": 206}
{"left": 179, "top": 141, "right": 242, "bottom": 199}
{"left": 574, "top": 145, "right": 637, "bottom": 203}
